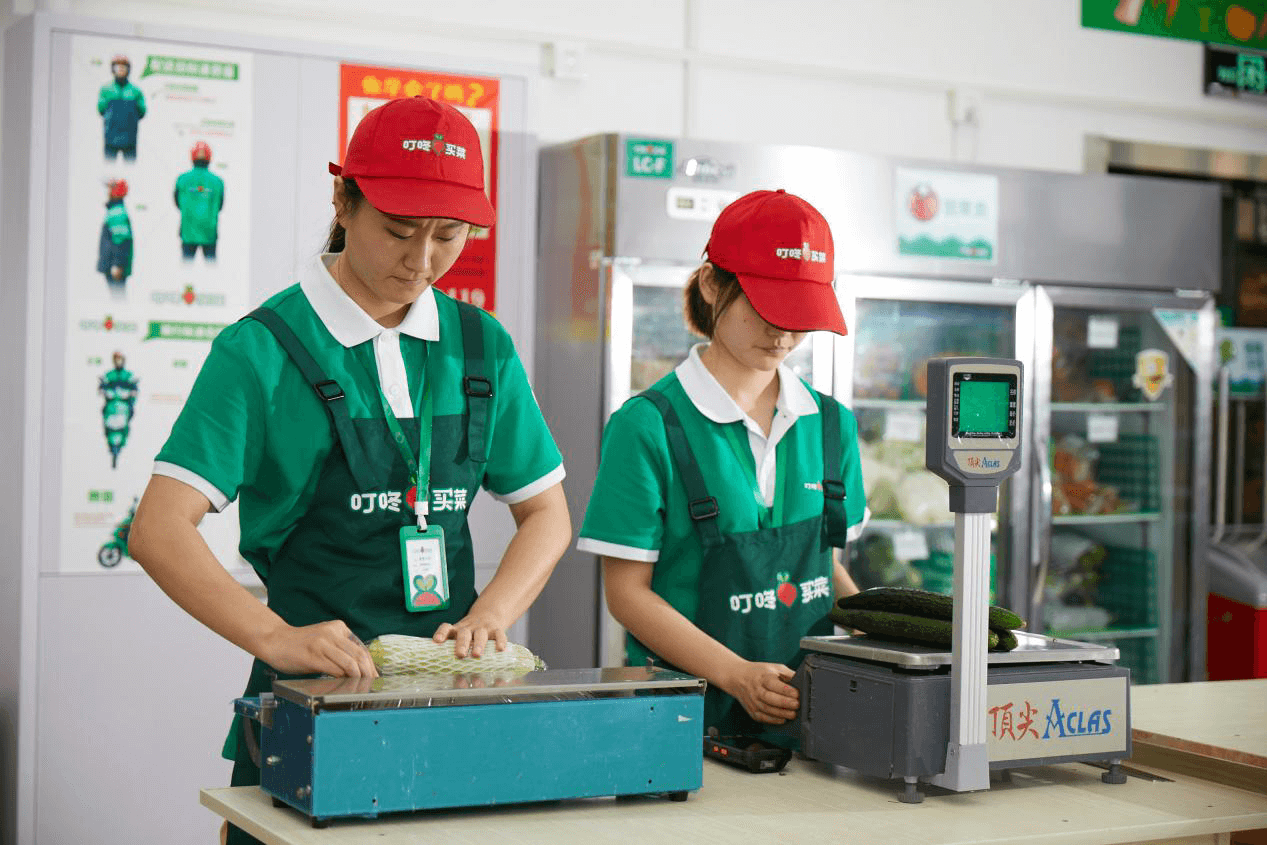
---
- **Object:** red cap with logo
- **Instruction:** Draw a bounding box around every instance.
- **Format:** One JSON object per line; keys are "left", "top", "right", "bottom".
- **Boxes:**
{"left": 191, "top": 141, "right": 212, "bottom": 162}
{"left": 329, "top": 96, "right": 495, "bottom": 227}
{"left": 705, "top": 189, "right": 846, "bottom": 335}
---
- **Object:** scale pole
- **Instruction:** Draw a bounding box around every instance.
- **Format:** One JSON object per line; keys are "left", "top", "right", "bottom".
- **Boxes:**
{"left": 930, "top": 509, "right": 993, "bottom": 792}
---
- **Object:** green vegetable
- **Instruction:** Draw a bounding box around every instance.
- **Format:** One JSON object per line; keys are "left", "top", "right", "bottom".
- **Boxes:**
{"left": 994, "top": 628, "right": 1019, "bottom": 652}
{"left": 831, "top": 607, "right": 1002, "bottom": 650}
{"left": 837, "top": 587, "right": 1026, "bottom": 631}
{"left": 367, "top": 634, "right": 546, "bottom": 676}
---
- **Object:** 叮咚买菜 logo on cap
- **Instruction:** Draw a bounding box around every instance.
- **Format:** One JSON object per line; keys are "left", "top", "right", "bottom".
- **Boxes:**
{"left": 401, "top": 133, "right": 467, "bottom": 159}
{"left": 775, "top": 241, "right": 827, "bottom": 263}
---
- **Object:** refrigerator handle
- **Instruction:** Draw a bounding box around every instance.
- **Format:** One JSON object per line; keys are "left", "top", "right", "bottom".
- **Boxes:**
{"left": 1030, "top": 433, "right": 1052, "bottom": 612}
{"left": 1211, "top": 366, "right": 1229, "bottom": 546}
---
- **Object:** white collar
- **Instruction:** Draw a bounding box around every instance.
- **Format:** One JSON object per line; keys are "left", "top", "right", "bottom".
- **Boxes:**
{"left": 675, "top": 343, "right": 819, "bottom": 426}
{"left": 300, "top": 254, "right": 440, "bottom": 348}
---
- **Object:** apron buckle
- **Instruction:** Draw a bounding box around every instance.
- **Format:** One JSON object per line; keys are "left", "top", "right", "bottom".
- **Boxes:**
{"left": 462, "top": 375, "right": 493, "bottom": 398}
{"left": 314, "top": 379, "right": 346, "bottom": 402}
{"left": 821, "top": 479, "right": 846, "bottom": 501}
{"left": 688, "top": 496, "right": 719, "bottom": 521}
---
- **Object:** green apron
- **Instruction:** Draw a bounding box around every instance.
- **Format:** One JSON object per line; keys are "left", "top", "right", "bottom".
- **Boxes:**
{"left": 224, "top": 303, "right": 491, "bottom": 845}
{"left": 638, "top": 388, "right": 851, "bottom": 737}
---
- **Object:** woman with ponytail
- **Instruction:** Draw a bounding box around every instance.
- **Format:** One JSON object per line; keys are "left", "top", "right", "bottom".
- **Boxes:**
{"left": 578, "top": 189, "right": 868, "bottom": 740}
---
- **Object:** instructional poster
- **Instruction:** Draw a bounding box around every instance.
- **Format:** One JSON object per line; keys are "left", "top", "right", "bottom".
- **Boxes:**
{"left": 59, "top": 34, "right": 253, "bottom": 575}
{"left": 337, "top": 63, "right": 500, "bottom": 312}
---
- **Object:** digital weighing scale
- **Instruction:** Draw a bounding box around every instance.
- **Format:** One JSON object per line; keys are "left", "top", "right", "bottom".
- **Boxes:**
{"left": 235, "top": 666, "right": 706, "bottom": 825}
{"left": 797, "top": 358, "right": 1131, "bottom": 802}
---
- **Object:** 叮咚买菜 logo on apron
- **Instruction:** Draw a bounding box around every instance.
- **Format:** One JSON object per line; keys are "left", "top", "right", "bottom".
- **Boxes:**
{"left": 349, "top": 488, "right": 469, "bottom": 515}
{"left": 728, "top": 571, "right": 831, "bottom": 614}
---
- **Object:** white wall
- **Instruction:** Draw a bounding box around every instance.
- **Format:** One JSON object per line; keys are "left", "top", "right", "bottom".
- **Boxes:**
{"left": 6, "top": 0, "right": 1266, "bottom": 173}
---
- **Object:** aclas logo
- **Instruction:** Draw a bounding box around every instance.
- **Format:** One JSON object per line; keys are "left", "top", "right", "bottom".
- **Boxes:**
{"left": 908, "top": 184, "right": 939, "bottom": 221}
{"left": 967, "top": 455, "right": 1002, "bottom": 469}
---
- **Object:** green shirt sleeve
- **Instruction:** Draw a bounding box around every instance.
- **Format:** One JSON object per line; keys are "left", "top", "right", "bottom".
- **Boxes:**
{"left": 478, "top": 314, "right": 564, "bottom": 501}
{"left": 155, "top": 323, "right": 265, "bottom": 504}
{"left": 578, "top": 396, "right": 671, "bottom": 555}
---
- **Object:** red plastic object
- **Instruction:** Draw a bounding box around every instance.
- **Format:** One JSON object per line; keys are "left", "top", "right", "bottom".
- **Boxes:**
{"left": 1207, "top": 592, "right": 1267, "bottom": 680}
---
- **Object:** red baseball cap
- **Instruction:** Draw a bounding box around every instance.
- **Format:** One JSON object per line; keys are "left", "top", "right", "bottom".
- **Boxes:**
{"left": 705, "top": 189, "right": 846, "bottom": 335}
{"left": 329, "top": 96, "right": 495, "bottom": 227}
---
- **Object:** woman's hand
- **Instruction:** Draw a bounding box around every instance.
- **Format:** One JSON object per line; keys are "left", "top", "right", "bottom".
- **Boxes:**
{"left": 261, "top": 619, "right": 378, "bottom": 678}
{"left": 432, "top": 613, "right": 509, "bottom": 659}
{"left": 721, "top": 661, "right": 800, "bottom": 725}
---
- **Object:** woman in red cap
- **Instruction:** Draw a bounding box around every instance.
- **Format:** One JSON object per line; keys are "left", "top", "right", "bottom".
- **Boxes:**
{"left": 578, "top": 189, "right": 868, "bottom": 742}
{"left": 129, "top": 96, "right": 570, "bottom": 845}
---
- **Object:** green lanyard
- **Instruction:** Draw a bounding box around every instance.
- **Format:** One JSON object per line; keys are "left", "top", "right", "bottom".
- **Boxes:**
{"left": 720, "top": 421, "right": 787, "bottom": 529}
{"left": 374, "top": 344, "right": 434, "bottom": 527}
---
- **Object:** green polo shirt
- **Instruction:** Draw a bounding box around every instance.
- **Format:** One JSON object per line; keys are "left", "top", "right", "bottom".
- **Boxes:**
{"left": 155, "top": 256, "right": 564, "bottom": 578}
{"left": 578, "top": 351, "right": 867, "bottom": 631}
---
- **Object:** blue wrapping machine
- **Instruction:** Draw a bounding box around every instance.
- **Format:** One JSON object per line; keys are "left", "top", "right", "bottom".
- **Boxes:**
{"left": 235, "top": 666, "right": 706, "bottom": 826}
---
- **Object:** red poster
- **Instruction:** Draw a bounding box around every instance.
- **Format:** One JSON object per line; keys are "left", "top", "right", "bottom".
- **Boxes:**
{"left": 337, "top": 63, "right": 500, "bottom": 312}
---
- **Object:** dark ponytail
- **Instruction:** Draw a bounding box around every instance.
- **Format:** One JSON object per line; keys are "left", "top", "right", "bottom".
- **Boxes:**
{"left": 683, "top": 262, "right": 742, "bottom": 338}
{"left": 325, "top": 176, "right": 366, "bottom": 253}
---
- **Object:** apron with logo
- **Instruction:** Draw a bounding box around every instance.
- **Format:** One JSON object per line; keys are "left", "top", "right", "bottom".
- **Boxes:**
{"left": 223, "top": 303, "right": 492, "bottom": 845}
{"left": 638, "top": 388, "right": 851, "bottom": 736}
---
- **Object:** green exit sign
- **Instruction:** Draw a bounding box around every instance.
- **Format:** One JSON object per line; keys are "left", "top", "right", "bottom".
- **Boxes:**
{"left": 1206, "top": 44, "right": 1267, "bottom": 100}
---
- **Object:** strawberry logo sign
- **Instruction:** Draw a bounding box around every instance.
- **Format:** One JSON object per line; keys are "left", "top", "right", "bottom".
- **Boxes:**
{"left": 776, "top": 571, "right": 798, "bottom": 607}
{"left": 104, "top": 315, "right": 115, "bottom": 331}
{"left": 908, "top": 184, "right": 939, "bottom": 221}
{"left": 182, "top": 285, "right": 196, "bottom": 305}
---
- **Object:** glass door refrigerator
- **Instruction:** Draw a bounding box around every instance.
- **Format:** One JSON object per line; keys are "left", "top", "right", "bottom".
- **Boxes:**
{"left": 833, "top": 163, "right": 1219, "bottom": 685}
{"left": 1033, "top": 289, "right": 1217, "bottom": 684}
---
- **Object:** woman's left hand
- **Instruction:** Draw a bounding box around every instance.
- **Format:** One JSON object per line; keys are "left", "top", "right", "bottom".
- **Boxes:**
{"left": 432, "top": 614, "right": 509, "bottom": 659}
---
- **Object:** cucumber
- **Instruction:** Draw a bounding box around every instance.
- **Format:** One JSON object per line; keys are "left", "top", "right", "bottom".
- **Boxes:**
{"left": 837, "top": 587, "right": 1026, "bottom": 631}
{"left": 830, "top": 607, "right": 1000, "bottom": 650}
{"left": 994, "top": 628, "right": 1019, "bottom": 652}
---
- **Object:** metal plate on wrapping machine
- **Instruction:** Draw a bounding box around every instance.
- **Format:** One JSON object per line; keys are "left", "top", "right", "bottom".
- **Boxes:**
{"left": 271, "top": 666, "right": 706, "bottom": 711}
{"left": 801, "top": 631, "right": 1120, "bottom": 668}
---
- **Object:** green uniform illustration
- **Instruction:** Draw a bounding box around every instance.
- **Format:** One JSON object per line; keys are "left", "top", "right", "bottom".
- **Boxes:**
{"left": 174, "top": 141, "right": 225, "bottom": 261}
{"left": 98, "top": 497, "right": 138, "bottom": 568}
{"left": 97, "top": 54, "right": 146, "bottom": 162}
{"left": 99, "top": 351, "right": 139, "bottom": 468}
{"left": 97, "top": 179, "right": 134, "bottom": 297}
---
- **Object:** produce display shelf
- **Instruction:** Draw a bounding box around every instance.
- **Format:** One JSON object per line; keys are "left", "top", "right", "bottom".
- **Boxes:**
{"left": 1053, "top": 511, "right": 1163, "bottom": 525}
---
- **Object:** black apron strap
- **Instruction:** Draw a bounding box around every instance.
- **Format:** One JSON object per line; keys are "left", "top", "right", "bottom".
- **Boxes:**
{"left": 816, "top": 391, "right": 851, "bottom": 545}
{"left": 244, "top": 307, "right": 379, "bottom": 490}
{"left": 457, "top": 302, "right": 492, "bottom": 465}
{"left": 637, "top": 389, "right": 721, "bottom": 545}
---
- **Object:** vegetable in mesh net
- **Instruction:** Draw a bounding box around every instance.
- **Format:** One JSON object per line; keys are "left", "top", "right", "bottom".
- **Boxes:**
{"left": 367, "top": 634, "right": 546, "bottom": 676}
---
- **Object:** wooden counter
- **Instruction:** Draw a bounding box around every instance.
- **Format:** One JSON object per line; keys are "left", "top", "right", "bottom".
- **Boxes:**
{"left": 202, "top": 679, "right": 1267, "bottom": 845}
{"left": 203, "top": 755, "right": 1267, "bottom": 845}
{"left": 1129, "top": 679, "right": 1267, "bottom": 797}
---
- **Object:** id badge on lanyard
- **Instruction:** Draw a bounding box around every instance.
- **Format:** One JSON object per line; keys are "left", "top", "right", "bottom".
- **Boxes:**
{"left": 401, "top": 524, "right": 450, "bottom": 611}
{"left": 376, "top": 345, "right": 450, "bottom": 612}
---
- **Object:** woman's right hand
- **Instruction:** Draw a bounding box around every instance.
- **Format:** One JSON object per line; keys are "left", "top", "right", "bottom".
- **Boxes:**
{"left": 261, "top": 619, "right": 379, "bottom": 678}
{"left": 721, "top": 660, "right": 799, "bottom": 725}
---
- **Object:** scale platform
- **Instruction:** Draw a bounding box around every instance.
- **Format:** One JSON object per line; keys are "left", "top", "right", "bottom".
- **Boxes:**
{"left": 235, "top": 666, "right": 706, "bottom": 825}
{"left": 796, "top": 632, "right": 1132, "bottom": 802}
{"left": 802, "top": 630, "right": 1121, "bottom": 667}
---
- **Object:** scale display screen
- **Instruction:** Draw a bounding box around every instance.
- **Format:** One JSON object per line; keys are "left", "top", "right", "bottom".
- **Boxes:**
{"left": 952, "top": 373, "right": 1017, "bottom": 438}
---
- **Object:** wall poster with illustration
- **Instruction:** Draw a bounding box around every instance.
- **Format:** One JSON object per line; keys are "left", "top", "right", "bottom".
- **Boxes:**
{"left": 58, "top": 33, "right": 253, "bottom": 574}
